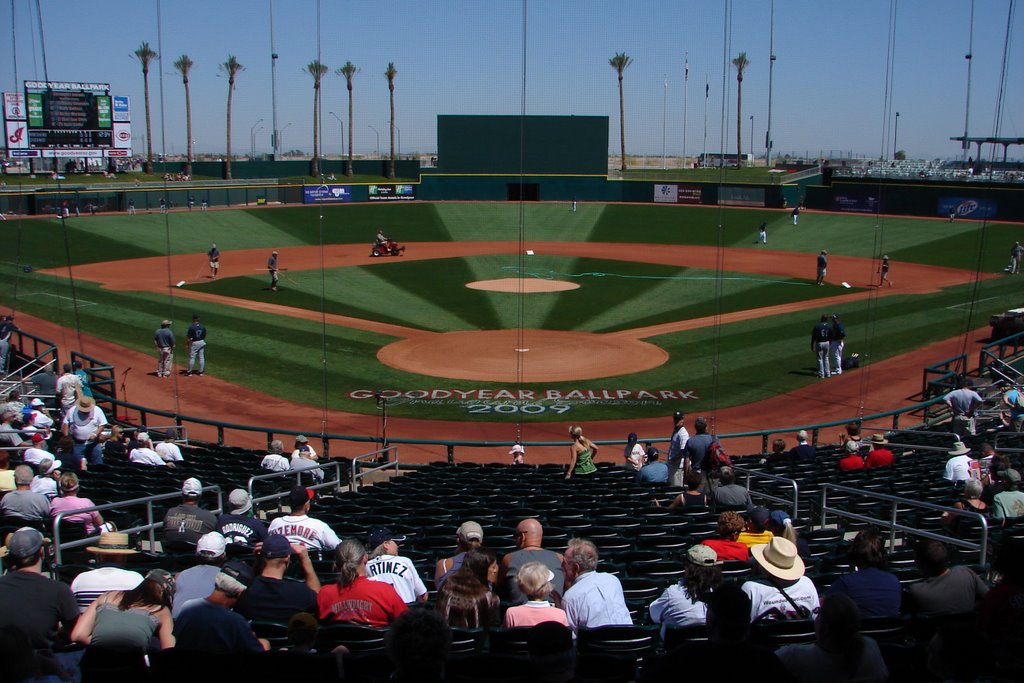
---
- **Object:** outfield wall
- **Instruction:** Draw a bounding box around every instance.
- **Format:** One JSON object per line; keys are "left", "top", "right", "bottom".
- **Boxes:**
{"left": 806, "top": 177, "right": 1024, "bottom": 221}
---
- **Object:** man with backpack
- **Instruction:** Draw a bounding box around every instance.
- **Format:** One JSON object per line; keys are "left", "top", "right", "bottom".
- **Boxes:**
{"left": 685, "top": 416, "right": 730, "bottom": 493}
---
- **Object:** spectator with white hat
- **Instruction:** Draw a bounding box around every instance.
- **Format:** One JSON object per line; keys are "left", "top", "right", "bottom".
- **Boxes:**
{"left": 649, "top": 545, "right": 724, "bottom": 637}
{"left": 510, "top": 443, "right": 526, "bottom": 465}
{"left": 172, "top": 531, "right": 228, "bottom": 618}
{"left": 216, "top": 488, "right": 268, "bottom": 546}
{"left": 60, "top": 394, "right": 107, "bottom": 467}
{"left": 129, "top": 432, "right": 174, "bottom": 467}
{"left": 434, "top": 520, "right": 484, "bottom": 589}
{"left": 161, "top": 477, "right": 217, "bottom": 548}
{"left": 944, "top": 442, "right": 974, "bottom": 484}
{"left": 30, "top": 458, "right": 61, "bottom": 501}
{"left": 742, "top": 537, "right": 821, "bottom": 622}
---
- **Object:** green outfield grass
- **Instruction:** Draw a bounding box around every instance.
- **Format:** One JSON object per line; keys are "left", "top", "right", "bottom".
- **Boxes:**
{"left": 1, "top": 202, "right": 1019, "bottom": 421}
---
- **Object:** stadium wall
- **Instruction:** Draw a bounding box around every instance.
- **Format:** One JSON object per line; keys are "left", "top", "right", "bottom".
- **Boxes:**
{"left": 807, "top": 178, "right": 1024, "bottom": 221}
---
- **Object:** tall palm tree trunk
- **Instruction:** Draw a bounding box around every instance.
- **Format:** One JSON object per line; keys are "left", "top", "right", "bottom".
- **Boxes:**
{"left": 618, "top": 75, "right": 626, "bottom": 172}
{"left": 183, "top": 80, "right": 192, "bottom": 177}
{"left": 736, "top": 84, "right": 743, "bottom": 168}
{"left": 388, "top": 89, "right": 396, "bottom": 179}
{"left": 346, "top": 86, "right": 354, "bottom": 177}
{"left": 225, "top": 84, "right": 234, "bottom": 179}
{"left": 143, "top": 73, "right": 153, "bottom": 174}
{"left": 312, "top": 86, "right": 320, "bottom": 178}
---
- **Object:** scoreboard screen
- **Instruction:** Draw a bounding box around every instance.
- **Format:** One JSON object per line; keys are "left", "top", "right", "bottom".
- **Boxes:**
{"left": 24, "top": 81, "right": 112, "bottom": 149}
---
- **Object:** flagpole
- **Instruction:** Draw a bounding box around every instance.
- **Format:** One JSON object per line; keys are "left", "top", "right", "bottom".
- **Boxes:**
{"left": 682, "top": 52, "right": 689, "bottom": 168}
{"left": 702, "top": 75, "right": 709, "bottom": 168}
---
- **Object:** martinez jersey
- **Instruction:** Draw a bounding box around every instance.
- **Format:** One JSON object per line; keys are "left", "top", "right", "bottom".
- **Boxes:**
{"left": 267, "top": 514, "right": 341, "bottom": 552}
{"left": 365, "top": 554, "right": 427, "bottom": 604}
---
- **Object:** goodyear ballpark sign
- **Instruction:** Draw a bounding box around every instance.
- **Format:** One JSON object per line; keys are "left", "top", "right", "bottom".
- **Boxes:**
{"left": 350, "top": 388, "right": 699, "bottom": 415}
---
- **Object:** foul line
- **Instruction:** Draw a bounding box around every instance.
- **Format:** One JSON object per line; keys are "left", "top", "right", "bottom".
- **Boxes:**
{"left": 501, "top": 266, "right": 811, "bottom": 286}
{"left": 946, "top": 296, "right": 1000, "bottom": 310}
{"left": 36, "top": 293, "right": 97, "bottom": 307}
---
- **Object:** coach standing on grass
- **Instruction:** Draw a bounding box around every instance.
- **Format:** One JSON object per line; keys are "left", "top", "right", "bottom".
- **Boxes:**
{"left": 153, "top": 320, "right": 175, "bottom": 378}
{"left": 186, "top": 314, "right": 207, "bottom": 377}
{"left": 268, "top": 251, "right": 279, "bottom": 291}
{"left": 811, "top": 315, "right": 832, "bottom": 379}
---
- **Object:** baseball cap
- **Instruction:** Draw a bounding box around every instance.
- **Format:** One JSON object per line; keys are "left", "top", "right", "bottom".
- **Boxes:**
{"left": 181, "top": 477, "right": 202, "bottom": 498}
{"left": 845, "top": 441, "right": 861, "bottom": 453}
{"left": 41, "top": 459, "right": 61, "bottom": 475}
{"left": 457, "top": 521, "right": 484, "bottom": 542}
{"left": 161, "top": 320, "right": 172, "bottom": 326}
{"left": 749, "top": 506, "right": 771, "bottom": 529}
{"left": 145, "top": 568, "right": 176, "bottom": 597}
{"left": 31, "top": 433, "right": 44, "bottom": 443}
{"left": 136, "top": 432, "right": 151, "bottom": 443}
{"left": 197, "top": 532, "right": 227, "bottom": 558}
{"left": 509, "top": 444, "right": 525, "bottom": 456}
{"left": 0, "top": 527, "right": 46, "bottom": 559}
{"left": 673, "top": 410, "right": 684, "bottom": 421}
{"left": 686, "top": 544, "right": 721, "bottom": 566}
{"left": 30, "top": 398, "right": 45, "bottom": 407}
{"left": 294, "top": 434, "right": 308, "bottom": 443}
{"left": 368, "top": 527, "right": 407, "bottom": 548}
{"left": 219, "top": 560, "right": 255, "bottom": 589}
{"left": 288, "top": 485, "right": 312, "bottom": 510}
{"left": 261, "top": 534, "right": 296, "bottom": 559}
{"left": 1003, "top": 468, "right": 1021, "bottom": 483}
{"left": 769, "top": 510, "right": 791, "bottom": 529}
{"left": 228, "top": 488, "right": 253, "bottom": 515}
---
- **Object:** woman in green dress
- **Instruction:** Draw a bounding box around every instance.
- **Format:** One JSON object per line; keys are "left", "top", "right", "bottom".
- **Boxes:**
{"left": 567, "top": 425, "right": 598, "bottom": 479}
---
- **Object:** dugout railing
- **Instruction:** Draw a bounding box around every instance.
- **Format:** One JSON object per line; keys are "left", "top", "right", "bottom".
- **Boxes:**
{"left": 246, "top": 461, "right": 346, "bottom": 510}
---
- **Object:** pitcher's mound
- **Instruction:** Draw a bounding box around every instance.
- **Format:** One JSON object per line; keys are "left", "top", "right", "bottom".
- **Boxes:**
{"left": 466, "top": 278, "right": 580, "bottom": 293}
{"left": 378, "top": 329, "right": 667, "bottom": 382}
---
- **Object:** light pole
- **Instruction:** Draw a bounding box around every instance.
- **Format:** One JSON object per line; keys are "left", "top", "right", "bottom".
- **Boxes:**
{"left": 250, "top": 118, "right": 264, "bottom": 159}
{"left": 749, "top": 115, "right": 754, "bottom": 162}
{"left": 269, "top": 0, "right": 279, "bottom": 158}
{"left": 329, "top": 111, "right": 344, "bottom": 158}
{"left": 368, "top": 125, "right": 379, "bottom": 158}
{"left": 661, "top": 75, "right": 667, "bottom": 169}
{"left": 893, "top": 112, "right": 900, "bottom": 160}
{"left": 279, "top": 122, "right": 292, "bottom": 154}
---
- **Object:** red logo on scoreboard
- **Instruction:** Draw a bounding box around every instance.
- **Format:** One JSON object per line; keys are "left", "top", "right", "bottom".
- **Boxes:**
{"left": 7, "top": 126, "right": 24, "bottom": 144}
{"left": 106, "top": 149, "right": 129, "bottom": 156}
{"left": 116, "top": 130, "right": 131, "bottom": 142}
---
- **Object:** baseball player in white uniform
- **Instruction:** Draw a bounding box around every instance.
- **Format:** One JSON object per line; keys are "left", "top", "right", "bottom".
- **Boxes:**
{"left": 267, "top": 486, "right": 341, "bottom": 553}
{"left": 365, "top": 527, "right": 428, "bottom": 604}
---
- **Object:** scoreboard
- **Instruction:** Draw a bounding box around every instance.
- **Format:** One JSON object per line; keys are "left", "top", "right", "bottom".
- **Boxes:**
{"left": 4, "top": 81, "right": 132, "bottom": 159}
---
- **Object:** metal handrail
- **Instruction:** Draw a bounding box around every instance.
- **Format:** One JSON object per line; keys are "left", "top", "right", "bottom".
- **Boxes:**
{"left": 993, "top": 432, "right": 1024, "bottom": 454}
{"left": 731, "top": 466, "right": 799, "bottom": 518}
{"left": 818, "top": 483, "right": 988, "bottom": 565}
{"left": 246, "top": 461, "right": 344, "bottom": 508}
{"left": 51, "top": 484, "right": 223, "bottom": 566}
{"left": 350, "top": 446, "right": 400, "bottom": 492}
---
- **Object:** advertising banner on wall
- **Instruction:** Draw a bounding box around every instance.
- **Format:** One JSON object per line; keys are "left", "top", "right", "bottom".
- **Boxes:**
{"left": 368, "top": 184, "right": 416, "bottom": 201}
{"left": 5, "top": 121, "right": 28, "bottom": 149}
{"left": 718, "top": 186, "right": 765, "bottom": 207}
{"left": 303, "top": 184, "right": 352, "bottom": 203}
{"left": 939, "top": 197, "right": 997, "bottom": 220}
{"left": 831, "top": 192, "right": 882, "bottom": 213}
{"left": 112, "top": 95, "right": 130, "bottom": 122}
{"left": 653, "top": 184, "right": 702, "bottom": 204}
{"left": 3, "top": 92, "right": 26, "bottom": 120}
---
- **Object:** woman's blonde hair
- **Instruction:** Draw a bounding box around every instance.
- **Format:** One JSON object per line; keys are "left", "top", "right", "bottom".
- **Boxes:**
{"left": 569, "top": 425, "right": 583, "bottom": 439}
{"left": 516, "top": 561, "right": 554, "bottom": 600}
{"left": 59, "top": 472, "right": 79, "bottom": 493}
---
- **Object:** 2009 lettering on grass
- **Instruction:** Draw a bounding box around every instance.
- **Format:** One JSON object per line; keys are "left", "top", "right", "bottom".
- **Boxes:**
{"left": 349, "top": 389, "right": 700, "bottom": 401}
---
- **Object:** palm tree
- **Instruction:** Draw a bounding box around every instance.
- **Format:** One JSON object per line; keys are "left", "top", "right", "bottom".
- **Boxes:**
{"left": 133, "top": 42, "right": 158, "bottom": 175}
{"left": 337, "top": 61, "right": 359, "bottom": 177}
{"left": 732, "top": 52, "right": 750, "bottom": 168}
{"left": 608, "top": 52, "right": 633, "bottom": 172}
{"left": 173, "top": 54, "right": 195, "bottom": 177}
{"left": 219, "top": 55, "right": 244, "bottom": 180}
{"left": 305, "top": 60, "right": 329, "bottom": 178}
{"left": 385, "top": 62, "right": 397, "bottom": 179}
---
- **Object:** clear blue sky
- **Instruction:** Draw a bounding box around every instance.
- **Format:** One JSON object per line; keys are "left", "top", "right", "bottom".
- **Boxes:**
{"left": 3, "top": 0, "right": 1021, "bottom": 161}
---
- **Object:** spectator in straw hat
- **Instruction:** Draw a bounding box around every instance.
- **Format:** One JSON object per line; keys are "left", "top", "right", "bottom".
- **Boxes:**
{"left": 944, "top": 442, "right": 974, "bottom": 484}
{"left": 162, "top": 478, "right": 217, "bottom": 548}
{"left": 72, "top": 531, "right": 144, "bottom": 611}
{"left": 865, "top": 434, "right": 895, "bottom": 468}
{"left": 217, "top": 488, "right": 268, "bottom": 546}
{"left": 742, "top": 537, "right": 821, "bottom": 622}
{"left": 0, "top": 528, "right": 79, "bottom": 652}
{"left": 60, "top": 394, "right": 107, "bottom": 467}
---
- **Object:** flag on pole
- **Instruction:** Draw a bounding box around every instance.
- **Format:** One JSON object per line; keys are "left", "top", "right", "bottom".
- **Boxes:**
{"left": 684, "top": 58, "right": 689, "bottom": 81}
{"left": 705, "top": 80, "right": 709, "bottom": 98}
